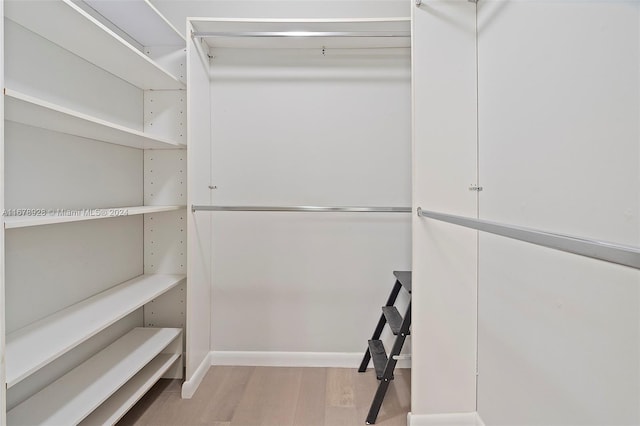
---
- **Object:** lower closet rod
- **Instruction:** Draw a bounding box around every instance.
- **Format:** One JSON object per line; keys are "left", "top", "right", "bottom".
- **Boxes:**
{"left": 191, "top": 205, "right": 411, "bottom": 213}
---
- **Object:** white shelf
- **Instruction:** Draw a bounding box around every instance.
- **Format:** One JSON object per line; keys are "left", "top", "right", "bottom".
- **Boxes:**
{"left": 4, "top": 205, "right": 185, "bottom": 229}
{"left": 4, "top": 89, "right": 185, "bottom": 150}
{"left": 5, "top": 274, "right": 185, "bottom": 387}
{"left": 79, "top": 352, "right": 180, "bottom": 426}
{"left": 7, "top": 327, "right": 182, "bottom": 426}
{"left": 85, "top": 0, "right": 185, "bottom": 47}
{"left": 191, "top": 18, "right": 411, "bottom": 49}
{"left": 4, "top": 0, "right": 184, "bottom": 90}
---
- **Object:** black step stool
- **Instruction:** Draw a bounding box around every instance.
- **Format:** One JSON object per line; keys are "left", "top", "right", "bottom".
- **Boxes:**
{"left": 358, "top": 271, "right": 411, "bottom": 424}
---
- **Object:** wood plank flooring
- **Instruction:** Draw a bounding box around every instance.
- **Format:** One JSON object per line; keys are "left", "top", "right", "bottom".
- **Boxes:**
{"left": 117, "top": 367, "right": 410, "bottom": 426}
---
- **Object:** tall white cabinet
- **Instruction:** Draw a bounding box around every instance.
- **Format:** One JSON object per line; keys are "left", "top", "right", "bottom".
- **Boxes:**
{"left": 2, "top": 0, "right": 187, "bottom": 423}
{"left": 411, "top": 1, "right": 640, "bottom": 425}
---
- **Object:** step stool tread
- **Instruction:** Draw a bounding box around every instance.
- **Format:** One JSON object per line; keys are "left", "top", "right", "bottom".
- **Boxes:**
{"left": 393, "top": 271, "right": 412, "bottom": 293}
{"left": 381, "top": 306, "right": 406, "bottom": 335}
{"left": 367, "top": 339, "right": 389, "bottom": 380}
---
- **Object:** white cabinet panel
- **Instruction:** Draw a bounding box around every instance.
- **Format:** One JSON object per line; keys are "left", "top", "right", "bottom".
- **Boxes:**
{"left": 477, "top": 2, "right": 640, "bottom": 424}
{"left": 412, "top": 0, "right": 478, "bottom": 415}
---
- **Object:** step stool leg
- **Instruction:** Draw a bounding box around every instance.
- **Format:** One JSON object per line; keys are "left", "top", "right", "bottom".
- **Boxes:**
{"left": 365, "top": 301, "right": 411, "bottom": 423}
{"left": 358, "top": 346, "right": 373, "bottom": 372}
{"left": 365, "top": 378, "right": 391, "bottom": 424}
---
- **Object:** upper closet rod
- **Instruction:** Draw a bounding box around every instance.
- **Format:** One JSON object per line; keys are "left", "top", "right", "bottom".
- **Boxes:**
{"left": 191, "top": 31, "right": 411, "bottom": 39}
{"left": 417, "top": 207, "right": 640, "bottom": 270}
{"left": 192, "top": 205, "right": 411, "bottom": 213}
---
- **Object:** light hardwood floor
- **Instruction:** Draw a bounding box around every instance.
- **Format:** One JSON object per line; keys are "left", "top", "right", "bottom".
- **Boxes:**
{"left": 117, "top": 366, "right": 410, "bottom": 426}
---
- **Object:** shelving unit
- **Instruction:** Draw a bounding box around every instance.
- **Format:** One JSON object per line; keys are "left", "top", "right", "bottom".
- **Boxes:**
{"left": 4, "top": 89, "right": 186, "bottom": 150}
{"left": 2, "top": 0, "right": 188, "bottom": 421}
{"left": 6, "top": 274, "right": 185, "bottom": 387}
{"left": 7, "top": 327, "right": 182, "bottom": 425}
{"left": 4, "top": 0, "right": 183, "bottom": 90}
{"left": 4, "top": 205, "right": 185, "bottom": 229}
{"left": 3, "top": 7, "right": 410, "bottom": 423}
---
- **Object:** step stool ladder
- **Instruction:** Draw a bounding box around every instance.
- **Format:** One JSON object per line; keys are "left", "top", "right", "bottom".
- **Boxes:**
{"left": 358, "top": 270, "right": 412, "bottom": 424}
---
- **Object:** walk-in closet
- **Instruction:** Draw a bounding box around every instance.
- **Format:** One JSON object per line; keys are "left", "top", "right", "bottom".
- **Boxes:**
{"left": 2, "top": 1, "right": 639, "bottom": 425}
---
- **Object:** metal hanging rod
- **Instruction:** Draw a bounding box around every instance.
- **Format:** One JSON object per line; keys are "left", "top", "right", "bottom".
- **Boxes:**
{"left": 191, "top": 31, "right": 411, "bottom": 39}
{"left": 417, "top": 208, "right": 640, "bottom": 270}
{"left": 192, "top": 205, "right": 411, "bottom": 213}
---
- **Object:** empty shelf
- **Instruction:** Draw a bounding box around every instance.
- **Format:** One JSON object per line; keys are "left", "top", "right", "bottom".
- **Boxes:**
{"left": 8, "top": 327, "right": 182, "bottom": 425}
{"left": 79, "top": 352, "right": 180, "bottom": 426}
{"left": 84, "top": 0, "right": 185, "bottom": 46}
{"left": 191, "top": 18, "right": 411, "bottom": 49}
{"left": 4, "top": 89, "right": 185, "bottom": 150}
{"left": 4, "top": 205, "right": 185, "bottom": 229}
{"left": 6, "top": 274, "right": 185, "bottom": 387}
{"left": 5, "top": 0, "right": 184, "bottom": 90}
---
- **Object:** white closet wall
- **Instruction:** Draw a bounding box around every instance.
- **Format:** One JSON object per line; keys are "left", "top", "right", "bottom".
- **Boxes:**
{"left": 476, "top": 2, "right": 640, "bottom": 424}
{"left": 208, "top": 46, "right": 411, "bottom": 353}
{"left": 2, "top": 0, "right": 186, "bottom": 422}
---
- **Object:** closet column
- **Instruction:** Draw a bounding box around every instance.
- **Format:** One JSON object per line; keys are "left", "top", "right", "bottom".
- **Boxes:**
{"left": 411, "top": 0, "right": 478, "bottom": 418}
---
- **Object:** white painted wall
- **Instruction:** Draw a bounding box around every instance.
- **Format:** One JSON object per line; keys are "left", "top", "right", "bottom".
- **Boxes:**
{"left": 4, "top": 122, "right": 142, "bottom": 210}
{"left": 204, "top": 44, "right": 411, "bottom": 356}
{"left": 476, "top": 2, "right": 640, "bottom": 424}
{"left": 412, "top": 0, "right": 478, "bottom": 417}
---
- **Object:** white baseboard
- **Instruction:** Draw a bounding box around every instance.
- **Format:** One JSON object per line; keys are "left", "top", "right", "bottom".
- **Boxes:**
{"left": 181, "top": 352, "right": 212, "bottom": 399}
{"left": 408, "top": 412, "right": 485, "bottom": 426}
{"left": 210, "top": 351, "right": 411, "bottom": 369}
{"left": 183, "top": 351, "right": 410, "bottom": 398}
